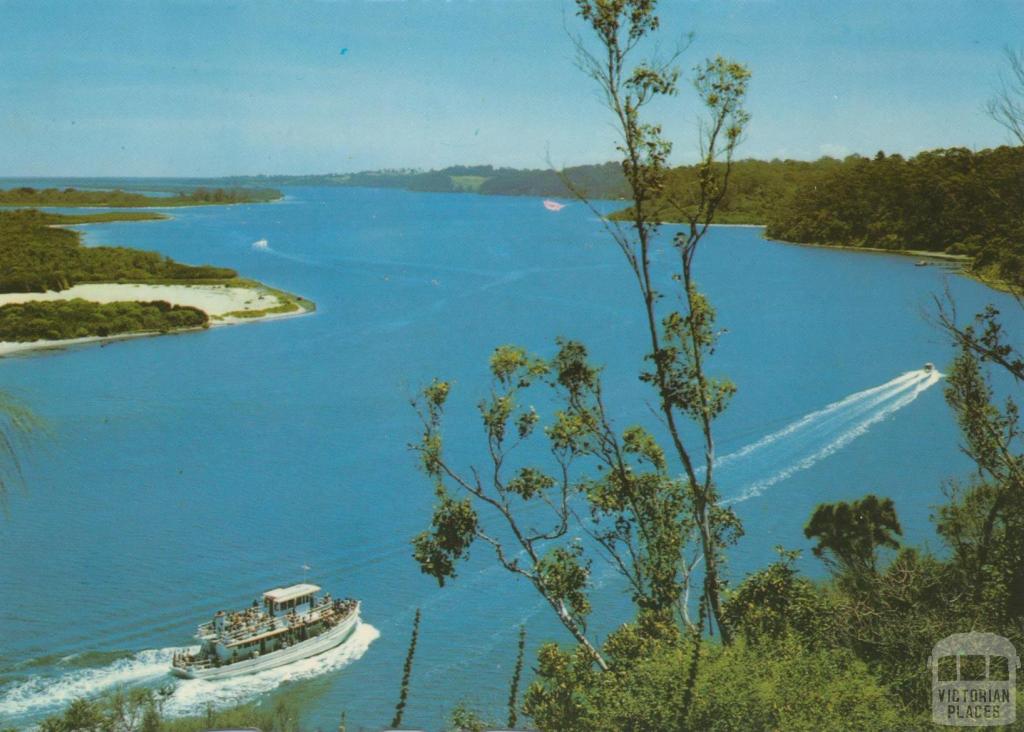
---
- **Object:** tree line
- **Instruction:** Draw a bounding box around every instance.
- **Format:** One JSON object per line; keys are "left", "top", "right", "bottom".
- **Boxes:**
{"left": 0, "top": 299, "right": 208, "bottom": 342}
{"left": 763, "top": 146, "right": 1024, "bottom": 288}
{"left": 0, "top": 209, "right": 237, "bottom": 293}
{"left": 0, "top": 186, "right": 281, "bottom": 207}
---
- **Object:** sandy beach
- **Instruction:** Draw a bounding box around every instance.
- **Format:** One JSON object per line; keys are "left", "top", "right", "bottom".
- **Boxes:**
{"left": 0, "top": 282, "right": 312, "bottom": 357}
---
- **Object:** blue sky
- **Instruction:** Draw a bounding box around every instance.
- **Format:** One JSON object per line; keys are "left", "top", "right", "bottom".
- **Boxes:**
{"left": 0, "top": 0, "right": 1021, "bottom": 176}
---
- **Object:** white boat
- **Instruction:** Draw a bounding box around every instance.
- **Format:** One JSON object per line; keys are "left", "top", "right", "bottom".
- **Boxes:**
{"left": 170, "top": 583, "right": 360, "bottom": 680}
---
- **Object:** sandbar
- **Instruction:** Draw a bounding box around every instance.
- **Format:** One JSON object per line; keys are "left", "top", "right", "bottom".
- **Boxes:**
{"left": 0, "top": 282, "right": 313, "bottom": 357}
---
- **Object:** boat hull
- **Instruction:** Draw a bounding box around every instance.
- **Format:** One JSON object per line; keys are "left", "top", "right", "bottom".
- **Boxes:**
{"left": 171, "top": 607, "right": 360, "bottom": 680}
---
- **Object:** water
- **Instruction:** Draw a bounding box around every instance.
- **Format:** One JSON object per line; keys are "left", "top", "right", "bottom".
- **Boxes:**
{"left": 0, "top": 187, "right": 1019, "bottom": 730}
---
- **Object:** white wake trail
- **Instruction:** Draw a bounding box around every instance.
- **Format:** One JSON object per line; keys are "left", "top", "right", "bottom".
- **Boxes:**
{"left": 714, "top": 370, "right": 925, "bottom": 469}
{"left": 164, "top": 622, "right": 379, "bottom": 716}
{"left": 0, "top": 648, "right": 179, "bottom": 718}
{"left": 0, "top": 623, "right": 379, "bottom": 722}
{"left": 718, "top": 369, "right": 943, "bottom": 505}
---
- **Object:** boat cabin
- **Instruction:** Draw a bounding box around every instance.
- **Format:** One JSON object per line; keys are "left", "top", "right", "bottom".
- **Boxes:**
{"left": 263, "top": 583, "right": 319, "bottom": 616}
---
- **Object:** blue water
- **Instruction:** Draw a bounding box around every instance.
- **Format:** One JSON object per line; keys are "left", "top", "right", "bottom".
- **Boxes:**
{"left": 0, "top": 187, "right": 1019, "bottom": 730}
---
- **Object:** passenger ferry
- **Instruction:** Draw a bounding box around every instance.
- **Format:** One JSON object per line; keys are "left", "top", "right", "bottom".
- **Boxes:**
{"left": 170, "top": 583, "right": 360, "bottom": 679}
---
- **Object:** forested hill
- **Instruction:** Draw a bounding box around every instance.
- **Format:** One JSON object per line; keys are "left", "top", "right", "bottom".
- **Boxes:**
{"left": 213, "top": 159, "right": 857, "bottom": 228}
{"left": 216, "top": 162, "right": 632, "bottom": 200}
{"left": 608, "top": 158, "right": 840, "bottom": 224}
{"left": 763, "top": 146, "right": 1024, "bottom": 288}
{"left": 215, "top": 159, "right": 830, "bottom": 222}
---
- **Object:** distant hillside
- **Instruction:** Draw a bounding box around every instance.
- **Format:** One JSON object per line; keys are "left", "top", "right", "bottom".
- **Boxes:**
{"left": 608, "top": 158, "right": 841, "bottom": 225}
{"left": 19, "top": 153, "right": 1017, "bottom": 290}
{"left": 764, "top": 146, "right": 1024, "bottom": 289}
{"left": 210, "top": 159, "right": 834, "bottom": 225}
{"left": 212, "top": 162, "right": 632, "bottom": 201}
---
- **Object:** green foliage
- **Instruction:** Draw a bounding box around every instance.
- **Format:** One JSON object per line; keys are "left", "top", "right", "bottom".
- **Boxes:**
{"left": 523, "top": 629, "right": 905, "bottom": 732}
{"left": 0, "top": 389, "right": 43, "bottom": 500}
{"left": 722, "top": 548, "right": 834, "bottom": 645}
{"left": 412, "top": 493, "right": 477, "bottom": 586}
{"left": 935, "top": 317, "right": 1024, "bottom": 628}
{"left": 0, "top": 209, "right": 237, "bottom": 294}
{"left": 0, "top": 186, "right": 280, "bottom": 207}
{"left": 446, "top": 701, "right": 491, "bottom": 732}
{"left": 0, "top": 299, "right": 208, "bottom": 341}
{"left": 391, "top": 608, "right": 422, "bottom": 729}
{"left": 537, "top": 544, "right": 592, "bottom": 619}
{"left": 763, "top": 146, "right": 1024, "bottom": 287}
{"left": 37, "top": 689, "right": 298, "bottom": 732}
{"left": 689, "top": 635, "right": 907, "bottom": 731}
{"left": 804, "top": 494, "right": 902, "bottom": 577}
{"left": 507, "top": 625, "right": 526, "bottom": 729}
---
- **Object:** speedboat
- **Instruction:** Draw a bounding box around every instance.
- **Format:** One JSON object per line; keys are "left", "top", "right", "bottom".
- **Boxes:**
{"left": 924, "top": 362, "right": 935, "bottom": 372}
{"left": 170, "top": 583, "right": 360, "bottom": 680}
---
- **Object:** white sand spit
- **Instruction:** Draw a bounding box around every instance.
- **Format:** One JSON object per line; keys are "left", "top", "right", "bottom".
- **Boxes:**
{"left": 0, "top": 283, "right": 284, "bottom": 316}
{"left": 0, "top": 283, "right": 311, "bottom": 358}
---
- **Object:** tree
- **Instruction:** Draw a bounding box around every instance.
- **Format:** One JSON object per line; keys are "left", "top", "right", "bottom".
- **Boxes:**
{"left": 0, "top": 390, "right": 41, "bottom": 502}
{"left": 804, "top": 494, "right": 902, "bottom": 578}
{"left": 507, "top": 625, "right": 526, "bottom": 729}
{"left": 987, "top": 46, "right": 1024, "bottom": 146}
{"left": 933, "top": 302, "right": 1024, "bottom": 625}
{"left": 569, "top": 4, "right": 750, "bottom": 641}
{"left": 391, "top": 608, "right": 421, "bottom": 729}
{"left": 411, "top": 2, "right": 750, "bottom": 682}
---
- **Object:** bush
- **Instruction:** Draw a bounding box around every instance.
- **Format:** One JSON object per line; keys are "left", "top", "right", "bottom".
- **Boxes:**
{"left": 0, "top": 300, "right": 208, "bottom": 341}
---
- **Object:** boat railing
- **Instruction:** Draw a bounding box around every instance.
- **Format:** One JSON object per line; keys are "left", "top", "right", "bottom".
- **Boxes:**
{"left": 196, "top": 598, "right": 360, "bottom": 644}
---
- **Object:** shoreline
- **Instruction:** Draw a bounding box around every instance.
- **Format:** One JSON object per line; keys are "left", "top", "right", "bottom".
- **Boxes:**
{"left": 763, "top": 235, "right": 1024, "bottom": 295}
{"left": 0, "top": 283, "right": 315, "bottom": 359}
{"left": 764, "top": 236, "right": 971, "bottom": 262}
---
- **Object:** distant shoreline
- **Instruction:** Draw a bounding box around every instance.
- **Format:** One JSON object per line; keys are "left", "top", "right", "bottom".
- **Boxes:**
{"left": 765, "top": 236, "right": 971, "bottom": 262}
{"left": 762, "top": 235, "right": 1024, "bottom": 295}
{"left": 0, "top": 193, "right": 316, "bottom": 358}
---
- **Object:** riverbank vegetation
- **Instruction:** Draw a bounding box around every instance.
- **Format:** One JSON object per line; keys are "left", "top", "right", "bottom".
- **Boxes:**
{"left": 0, "top": 186, "right": 281, "bottom": 208}
{"left": 0, "top": 208, "right": 313, "bottom": 346}
{"left": 763, "top": 146, "right": 1024, "bottom": 289}
{"left": 0, "top": 209, "right": 237, "bottom": 294}
{"left": 0, "top": 299, "right": 208, "bottom": 341}
{"left": 19, "top": 691, "right": 299, "bottom": 732}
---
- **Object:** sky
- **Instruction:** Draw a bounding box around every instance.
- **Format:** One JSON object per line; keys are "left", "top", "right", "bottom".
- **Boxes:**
{"left": 1, "top": 0, "right": 1022, "bottom": 177}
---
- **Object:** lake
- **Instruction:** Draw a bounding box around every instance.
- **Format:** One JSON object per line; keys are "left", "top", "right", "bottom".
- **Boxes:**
{"left": 0, "top": 186, "right": 1019, "bottom": 730}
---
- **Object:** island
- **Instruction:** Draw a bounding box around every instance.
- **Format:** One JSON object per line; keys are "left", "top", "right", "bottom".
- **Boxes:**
{"left": 0, "top": 194, "right": 313, "bottom": 357}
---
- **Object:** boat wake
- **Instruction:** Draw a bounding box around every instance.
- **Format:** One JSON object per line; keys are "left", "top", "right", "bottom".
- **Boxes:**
{"left": 0, "top": 622, "right": 378, "bottom": 723}
{"left": 0, "top": 648, "right": 177, "bottom": 719}
{"left": 716, "top": 368, "right": 943, "bottom": 505}
{"left": 164, "top": 622, "right": 379, "bottom": 716}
